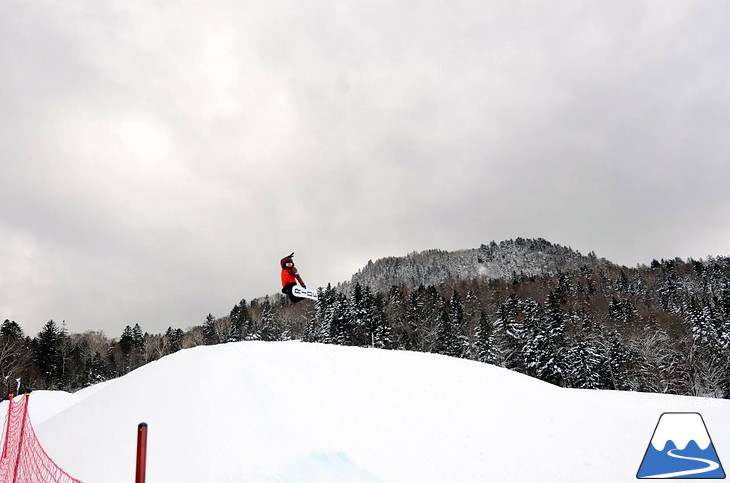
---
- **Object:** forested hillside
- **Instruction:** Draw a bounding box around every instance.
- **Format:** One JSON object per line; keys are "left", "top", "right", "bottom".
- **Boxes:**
{"left": 307, "top": 239, "right": 730, "bottom": 398}
{"left": 2, "top": 238, "right": 728, "bottom": 399}
{"left": 348, "top": 238, "right": 610, "bottom": 292}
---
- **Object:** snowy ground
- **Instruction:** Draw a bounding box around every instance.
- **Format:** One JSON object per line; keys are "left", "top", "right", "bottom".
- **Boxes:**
{"left": 4, "top": 341, "right": 729, "bottom": 482}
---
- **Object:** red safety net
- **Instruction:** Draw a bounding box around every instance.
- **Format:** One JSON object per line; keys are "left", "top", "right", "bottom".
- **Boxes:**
{"left": 0, "top": 394, "right": 82, "bottom": 483}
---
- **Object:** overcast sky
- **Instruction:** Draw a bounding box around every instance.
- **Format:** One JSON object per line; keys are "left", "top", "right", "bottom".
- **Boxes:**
{"left": 2, "top": 0, "right": 729, "bottom": 336}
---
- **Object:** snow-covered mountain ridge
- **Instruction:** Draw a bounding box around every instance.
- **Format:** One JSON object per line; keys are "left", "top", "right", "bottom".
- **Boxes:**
{"left": 347, "top": 238, "right": 611, "bottom": 293}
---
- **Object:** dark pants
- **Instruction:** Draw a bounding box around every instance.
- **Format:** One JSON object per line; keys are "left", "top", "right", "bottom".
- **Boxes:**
{"left": 282, "top": 282, "right": 303, "bottom": 303}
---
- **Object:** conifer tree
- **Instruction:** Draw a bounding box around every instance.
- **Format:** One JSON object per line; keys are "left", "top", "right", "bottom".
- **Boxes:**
{"left": 70, "top": 334, "right": 109, "bottom": 388}
{"left": 602, "top": 329, "right": 631, "bottom": 390}
{"left": 120, "top": 325, "right": 134, "bottom": 355}
{"left": 348, "top": 283, "right": 370, "bottom": 346}
{"left": 307, "top": 284, "right": 337, "bottom": 343}
{"left": 400, "top": 287, "right": 426, "bottom": 350}
{"left": 448, "top": 291, "right": 466, "bottom": 352}
{"left": 328, "top": 292, "right": 350, "bottom": 345}
{"left": 498, "top": 295, "right": 528, "bottom": 371}
{"left": 463, "top": 290, "right": 480, "bottom": 347}
{"left": 132, "top": 323, "right": 144, "bottom": 350}
{"left": 363, "top": 288, "right": 391, "bottom": 348}
{"left": 475, "top": 311, "right": 499, "bottom": 365}
{"left": 118, "top": 324, "right": 145, "bottom": 372}
{"left": 259, "top": 299, "right": 281, "bottom": 341}
{"left": 371, "top": 310, "right": 393, "bottom": 349}
{"left": 435, "top": 296, "right": 461, "bottom": 357}
{"left": 164, "top": 327, "right": 184, "bottom": 353}
{"left": 229, "top": 299, "right": 252, "bottom": 342}
{"left": 689, "top": 302, "right": 720, "bottom": 349}
{"left": 386, "top": 285, "right": 406, "bottom": 324}
{"left": 1, "top": 319, "right": 24, "bottom": 339}
{"left": 565, "top": 339, "right": 603, "bottom": 389}
{"left": 203, "top": 313, "right": 218, "bottom": 345}
{"left": 523, "top": 292, "right": 567, "bottom": 386}
{"left": 34, "top": 320, "right": 62, "bottom": 387}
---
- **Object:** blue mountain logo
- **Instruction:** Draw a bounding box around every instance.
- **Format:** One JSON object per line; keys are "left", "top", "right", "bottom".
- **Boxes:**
{"left": 637, "top": 412, "right": 725, "bottom": 479}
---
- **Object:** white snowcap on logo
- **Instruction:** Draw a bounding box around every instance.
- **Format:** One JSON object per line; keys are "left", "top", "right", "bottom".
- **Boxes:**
{"left": 650, "top": 413, "right": 712, "bottom": 451}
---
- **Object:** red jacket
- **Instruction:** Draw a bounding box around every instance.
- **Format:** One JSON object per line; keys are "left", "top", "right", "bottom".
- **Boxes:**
{"left": 281, "top": 256, "right": 305, "bottom": 287}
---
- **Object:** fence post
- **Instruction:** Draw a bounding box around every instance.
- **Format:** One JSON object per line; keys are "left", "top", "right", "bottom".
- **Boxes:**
{"left": 136, "top": 422, "right": 148, "bottom": 483}
{"left": 1, "top": 394, "right": 13, "bottom": 459}
{"left": 12, "top": 394, "right": 30, "bottom": 483}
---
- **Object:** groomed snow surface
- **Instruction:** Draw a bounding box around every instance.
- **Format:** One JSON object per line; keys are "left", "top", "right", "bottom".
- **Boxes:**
{"left": 3, "top": 341, "right": 728, "bottom": 482}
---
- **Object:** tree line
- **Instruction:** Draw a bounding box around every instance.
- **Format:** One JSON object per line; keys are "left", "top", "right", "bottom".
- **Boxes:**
{"left": 2, "top": 252, "right": 729, "bottom": 400}
{"left": 0, "top": 298, "right": 289, "bottom": 399}
{"left": 304, "top": 256, "right": 730, "bottom": 398}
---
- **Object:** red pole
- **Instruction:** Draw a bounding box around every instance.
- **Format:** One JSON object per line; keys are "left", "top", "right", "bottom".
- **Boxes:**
{"left": 136, "top": 422, "right": 148, "bottom": 483}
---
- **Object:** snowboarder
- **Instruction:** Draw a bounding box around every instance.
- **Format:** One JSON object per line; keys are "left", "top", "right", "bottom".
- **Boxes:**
{"left": 281, "top": 252, "right": 307, "bottom": 303}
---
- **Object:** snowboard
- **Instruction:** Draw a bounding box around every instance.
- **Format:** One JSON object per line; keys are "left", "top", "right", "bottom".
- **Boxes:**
{"left": 292, "top": 285, "right": 318, "bottom": 301}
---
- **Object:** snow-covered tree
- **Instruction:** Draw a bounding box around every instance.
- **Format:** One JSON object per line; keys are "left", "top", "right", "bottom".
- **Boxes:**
{"left": 202, "top": 314, "right": 218, "bottom": 345}
{"left": 259, "top": 300, "right": 281, "bottom": 341}
{"left": 229, "top": 299, "right": 253, "bottom": 342}
{"left": 434, "top": 295, "right": 461, "bottom": 358}
{"left": 565, "top": 339, "right": 603, "bottom": 389}
{"left": 164, "top": 327, "right": 184, "bottom": 353}
{"left": 475, "top": 312, "right": 500, "bottom": 365}
{"left": 601, "top": 329, "right": 632, "bottom": 391}
{"left": 498, "top": 295, "right": 528, "bottom": 372}
{"left": 34, "top": 320, "right": 62, "bottom": 386}
{"left": 523, "top": 292, "right": 567, "bottom": 386}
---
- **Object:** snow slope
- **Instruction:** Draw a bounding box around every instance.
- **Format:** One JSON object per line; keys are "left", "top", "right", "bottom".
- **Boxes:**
{"left": 8, "top": 341, "right": 729, "bottom": 482}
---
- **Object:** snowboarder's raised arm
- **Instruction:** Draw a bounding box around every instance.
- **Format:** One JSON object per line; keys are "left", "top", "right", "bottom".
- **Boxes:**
{"left": 280, "top": 252, "right": 295, "bottom": 268}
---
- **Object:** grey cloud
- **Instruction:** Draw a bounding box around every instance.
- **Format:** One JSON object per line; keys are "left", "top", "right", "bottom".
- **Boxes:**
{"left": 1, "top": 0, "right": 729, "bottom": 335}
